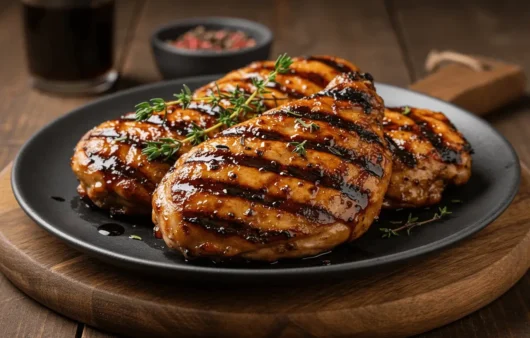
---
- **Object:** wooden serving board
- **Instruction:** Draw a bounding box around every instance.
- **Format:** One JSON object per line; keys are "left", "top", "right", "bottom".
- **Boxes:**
{"left": 1, "top": 159, "right": 530, "bottom": 338}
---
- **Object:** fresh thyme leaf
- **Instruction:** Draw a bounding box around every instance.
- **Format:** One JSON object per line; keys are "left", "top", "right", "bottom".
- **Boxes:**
{"left": 150, "top": 98, "right": 166, "bottom": 112}
{"left": 380, "top": 228, "right": 399, "bottom": 238}
{"left": 451, "top": 199, "right": 462, "bottom": 204}
{"left": 129, "top": 235, "right": 142, "bottom": 241}
{"left": 142, "top": 137, "right": 181, "bottom": 161}
{"left": 402, "top": 106, "right": 411, "bottom": 115}
{"left": 327, "top": 146, "right": 342, "bottom": 156}
{"left": 173, "top": 84, "right": 193, "bottom": 109}
{"left": 218, "top": 109, "right": 238, "bottom": 127}
{"left": 380, "top": 206, "right": 452, "bottom": 238}
{"left": 295, "top": 118, "right": 320, "bottom": 132}
{"left": 187, "top": 123, "right": 208, "bottom": 145}
{"left": 135, "top": 101, "right": 154, "bottom": 121}
{"left": 285, "top": 110, "right": 302, "bottom": 117}
{"left": 114, "top": 135, "right": 128, "bottom": 142}
{"left": 274, "top": 53, "right": 293, "bottom": 75}
{"left": 289, "top": 140, "right": 307, "bottom": 157}
{"left": 407, "top": 213, "right": 419, "bottom": 224}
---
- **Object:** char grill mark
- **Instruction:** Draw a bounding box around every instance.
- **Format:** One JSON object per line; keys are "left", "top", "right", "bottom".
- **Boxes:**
{"left": 405, "top": 114, "right": 463, "bottom": 164}
{"left": 184, "top": 149, "right": 370, "bottom": 205}
{"left": 384, "top": 135, "right": 417, "bottom": 168}
{"left": 174, "top": 179, "right": 340, "bottom": 225}
{"left": 271, "top": 106, "right": 384, "bottom": 146}
{"left": 247, "top": 64, "right": 331, "bottom": 88}
{"left": 221, "top": 126, "right": 384, "bottom": 177}
{"left": 225, "top": 78, "right": 306, "bottom": 99}
{"left": 86, "top": 153, "right": 155, "bottom": 191}
{"left": 183, "top": 212, "right": 295, "bottom": 244}
{"left": 312, "top": 86, "right": 375, "bottom": 114}
{"left": 306, "top": 56, "right": 357, "bottom": 74}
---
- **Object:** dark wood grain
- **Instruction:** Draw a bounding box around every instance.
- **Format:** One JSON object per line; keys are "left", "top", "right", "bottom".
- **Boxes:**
{"left": 82, "top": 326, "right": 116, "bottom": 338}
{"left": 391, "top": 1, "right": 530, "bottom": 337}
{"left": 391, "top": 0, "right": 530, "bottom": 164}
{"left": 0, "top": 271, "right": 79, "bottom": 338}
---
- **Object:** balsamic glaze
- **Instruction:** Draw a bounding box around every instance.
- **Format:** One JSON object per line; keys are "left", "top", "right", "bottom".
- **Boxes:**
{"left": 185, "top": 149, "right": 370, "bottom": 206}
{"left": 313, "top": 87, "right": 375, "bottom": 114}
{"left": 173, "top": 179, "right": 338, "bottom": 225}
{"left": 50, "top": 196, "right": 65, "bottom": 202}
{"left": 183, "top": 212, "right": 295, "bottom": 244}
{"left": 272, "top": 106, "right": 384, "bottom": 145}
{"left": 384, "top": 135, "right": 417, "bottom": 168}
{"left": 221, "top": 126, "right": 384, "bottom": 177}
{"left": 97, "top": 223, "right": 125, "bottom": 236}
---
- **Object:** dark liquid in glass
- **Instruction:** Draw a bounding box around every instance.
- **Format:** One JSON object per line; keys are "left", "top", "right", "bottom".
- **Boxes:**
{"left": 23, "top": 1, "right": 114, "bottom": 81}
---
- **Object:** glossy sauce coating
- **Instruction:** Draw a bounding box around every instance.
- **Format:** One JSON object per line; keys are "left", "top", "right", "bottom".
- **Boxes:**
{"left": 152, "top": 72, "right": 393, "bottom": 261}
{"left": 71, "top": 56, "right": 359, "bottom": 215}
{"left": 383, "top": 107, "right": 472, "bottom": 208}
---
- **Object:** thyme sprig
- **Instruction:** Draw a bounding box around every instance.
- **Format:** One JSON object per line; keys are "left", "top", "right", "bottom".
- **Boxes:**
{"left": 295, "top": 118, "right": 320, "bottom": 132}
{"left": 380, "top": 206, "right": 452, "bottom": 238}
{"left": 139, "top": 53, "right": 293, "bottom": 161}
{"left": 289, "top": 140, "right": 307, "bottom": 157}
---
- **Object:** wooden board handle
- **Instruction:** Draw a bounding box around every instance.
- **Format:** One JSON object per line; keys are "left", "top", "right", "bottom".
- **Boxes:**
{"left": 409, "top": 50, "right": 526, "bottom": 115}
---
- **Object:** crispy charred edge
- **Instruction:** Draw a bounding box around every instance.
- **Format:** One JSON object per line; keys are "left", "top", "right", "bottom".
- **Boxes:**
{"left": 184, "top": 148, "right": 370, "bottom": 208}
{"left": 305, "top": 56, "right": 359, "bottom": 74}
{"left": 383, "top": 135, "right": 417, "bottom": 168}
{"left": 269, "top": 105, "right": 384, "bottom": 146}
{"left": 182, "top": 212, "right": 296, "bottom": 244}
{"left": 221, "top": 125, "right": 385, "bottom": 178}
{"left": 311, "top": 74, "right": 378, "bottom": 114}
{"left": 82, "top": 152, "right": 156, "bottom": 192}
{"left": 387, "top": 106, "right": 473, "bottom": 164}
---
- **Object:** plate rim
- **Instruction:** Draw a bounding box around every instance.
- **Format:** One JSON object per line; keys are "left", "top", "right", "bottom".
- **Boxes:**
{"left": 11, "top": 76, "right": 521, "bottom": 279}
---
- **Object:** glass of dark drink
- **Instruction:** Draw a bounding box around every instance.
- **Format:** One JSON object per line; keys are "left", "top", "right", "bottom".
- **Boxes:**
{"left": 22, "top": 0, "right": 117, "bottom": 94}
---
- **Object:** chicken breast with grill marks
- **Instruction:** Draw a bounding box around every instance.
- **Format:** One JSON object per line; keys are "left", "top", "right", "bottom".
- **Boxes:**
{"left": 152, "top": 72, "right": 393, "bottom": 261}
{"left": 71, "top": 56, "right": 359, "bottom": 215}
{"left": 383, "top": 106, "right": 472, "bottom": 208}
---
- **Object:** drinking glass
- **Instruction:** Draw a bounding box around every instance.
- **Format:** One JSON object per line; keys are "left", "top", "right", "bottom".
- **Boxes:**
{"left": 22, "top": 0, "right": 117, "bottom": 94}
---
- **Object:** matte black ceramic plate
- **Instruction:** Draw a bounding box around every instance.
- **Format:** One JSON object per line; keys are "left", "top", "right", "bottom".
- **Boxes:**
{"left": 12, "top": 75, "right": 520, "bottom": 282}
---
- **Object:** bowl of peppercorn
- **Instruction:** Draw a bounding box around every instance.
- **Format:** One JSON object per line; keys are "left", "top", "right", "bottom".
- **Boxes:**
{"left": 151, "top": 17, "right": 273, "bottom": 79}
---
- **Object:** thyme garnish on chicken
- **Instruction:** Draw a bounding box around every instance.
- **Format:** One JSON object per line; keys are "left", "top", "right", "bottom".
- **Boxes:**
{"left": 136, "top": 53, "right": 293, "bottom": 161}
{"left": 295, "top": 118, "right": 320, "bottom": 132}
{"left": 380, "top": 206, "right": 452, "bottom": 238}
{"left": 289, "top": 140, "right": 307, "bottom": 157}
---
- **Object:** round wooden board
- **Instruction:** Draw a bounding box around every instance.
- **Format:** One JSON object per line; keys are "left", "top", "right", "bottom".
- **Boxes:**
{"left": 1, "top": 163, "right": 529, "bottom": 338}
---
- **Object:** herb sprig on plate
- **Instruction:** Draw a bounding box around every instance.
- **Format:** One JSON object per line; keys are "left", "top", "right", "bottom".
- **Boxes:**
{"left": 379, "top": 206, "right": 452, "bottom": 238}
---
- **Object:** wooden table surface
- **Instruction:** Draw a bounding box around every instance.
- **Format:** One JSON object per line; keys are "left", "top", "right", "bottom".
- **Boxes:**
{"left": 1, "top": 1, "right": 529, "bottom": 337}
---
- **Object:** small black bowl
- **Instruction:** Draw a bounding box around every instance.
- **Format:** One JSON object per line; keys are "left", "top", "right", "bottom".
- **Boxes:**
{"left": 151, "top": 17, "right": 273, "bottom": 79}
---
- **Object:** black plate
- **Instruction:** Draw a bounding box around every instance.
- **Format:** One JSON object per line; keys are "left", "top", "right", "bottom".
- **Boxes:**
{"left": 12, "top": 75, "right": 520, "bottom": 282}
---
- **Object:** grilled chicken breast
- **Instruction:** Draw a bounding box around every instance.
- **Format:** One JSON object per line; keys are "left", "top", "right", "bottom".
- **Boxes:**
{"left": 383, "top": 107, "right": 472, "bottom": 208}
{"left": 71, "top": 56, "right": 359, "bottom": 215}
{"left": 152, "top": 72, "right": 393, "bottom": 261}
